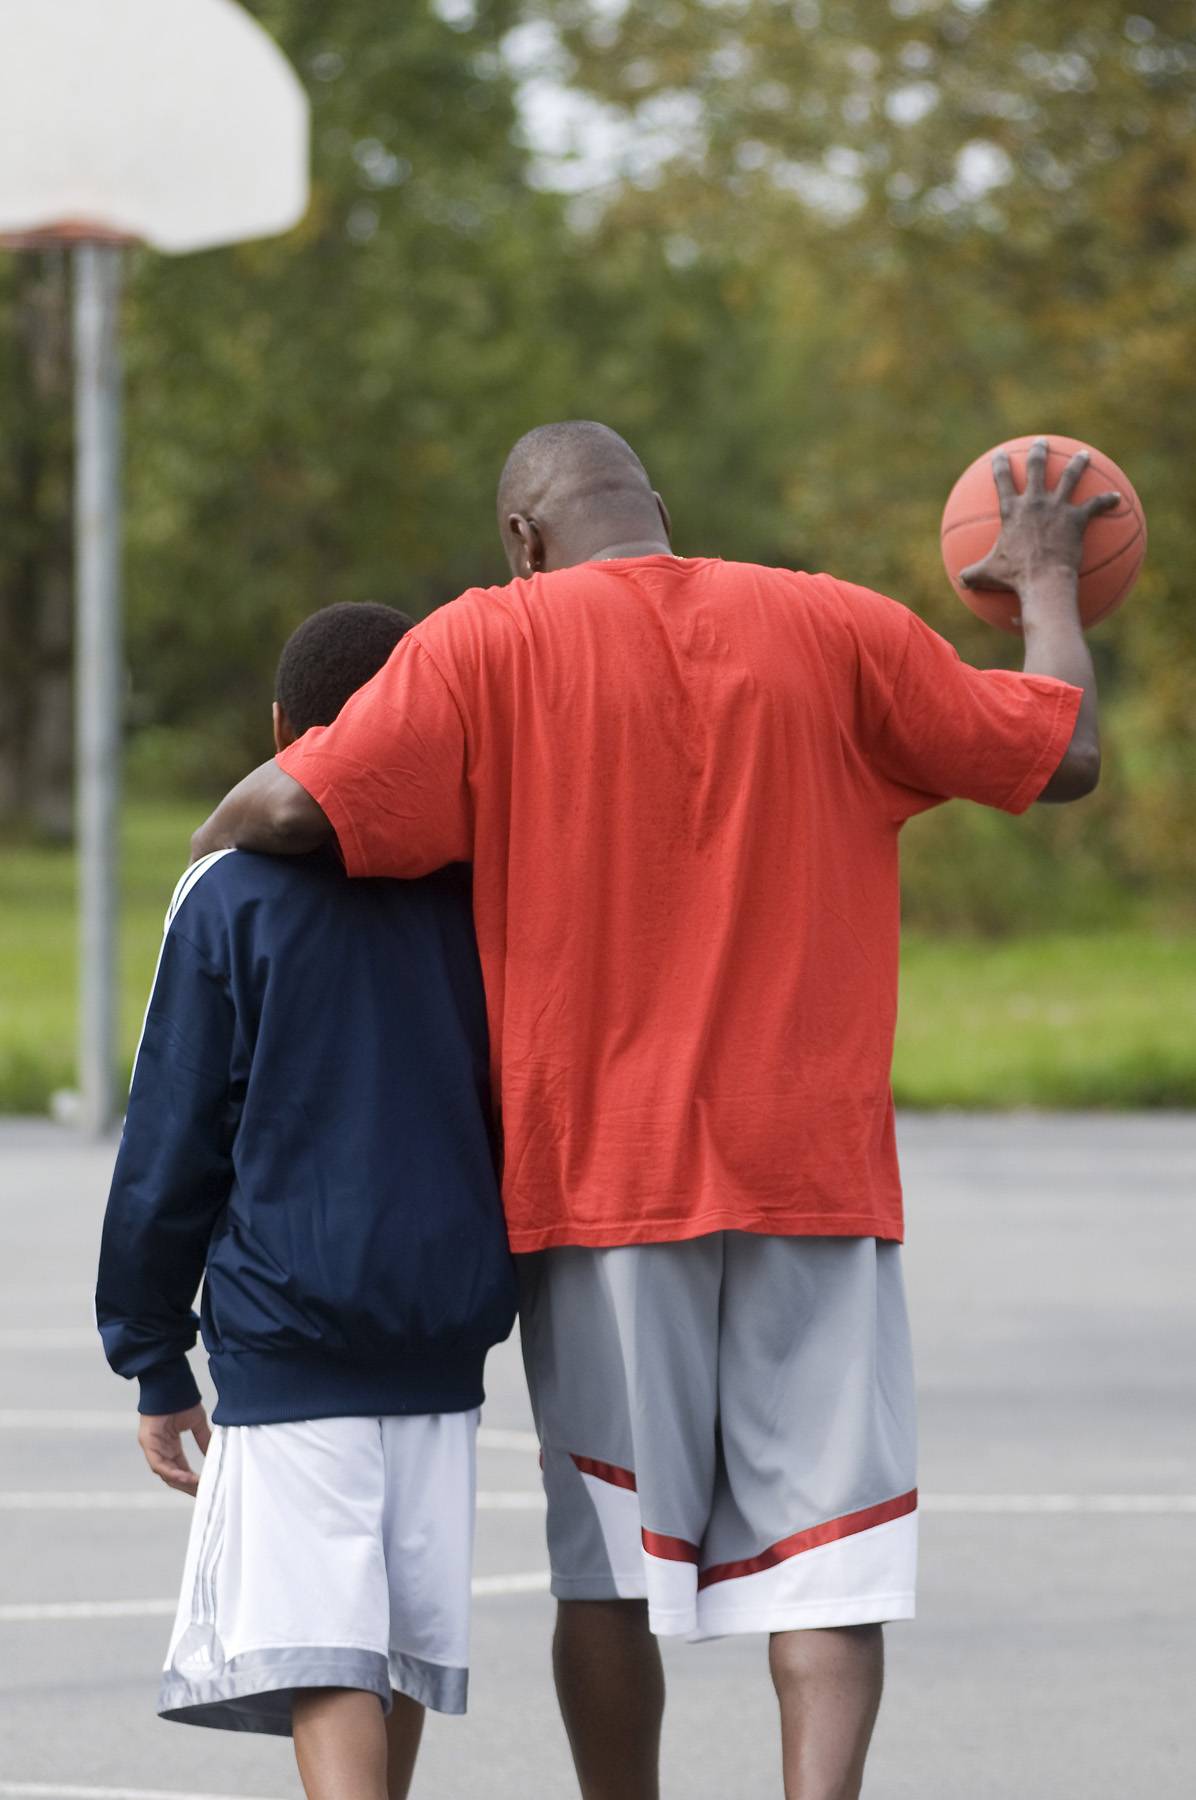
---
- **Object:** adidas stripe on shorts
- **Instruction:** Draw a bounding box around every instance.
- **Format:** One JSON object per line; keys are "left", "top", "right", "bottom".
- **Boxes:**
{"left": 519, "top": 1233, "right": 917, "bottom": 1637}
{"left": 159, "top": 1411, "right": 478, "bottom": 1734}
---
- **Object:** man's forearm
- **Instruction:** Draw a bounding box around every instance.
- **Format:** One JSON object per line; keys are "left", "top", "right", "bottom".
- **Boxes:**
{"left": 959, "top": 441, "right": 1112, "bottom": 806}
{"left": 191, "top": 760, "right": 334, "bottom": 862}
{"left": 1019, "top": 569, "right": 1099, "bottom": 803}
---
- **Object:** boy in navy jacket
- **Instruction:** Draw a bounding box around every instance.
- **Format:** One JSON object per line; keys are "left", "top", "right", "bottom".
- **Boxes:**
{"left": 96, "top": 603, "right": 515, "bottom": 1799}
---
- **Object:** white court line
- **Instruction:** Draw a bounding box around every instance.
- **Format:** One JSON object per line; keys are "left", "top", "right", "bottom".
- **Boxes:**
{"left": 0, "top": 1786, "right": 283, "bottom": 1800}
{"left": 1, "top": 1411, "right": 1189, "bottom": 1518}
{"left": 0, "top": 1330, "right": 99, "bottom": 1350}
{"left": 0, "top": 1572, "right": 551, "bottom": 1624}
{"left": 3, "top": 1485, "right": 1195, "bottom": 1516}
{"left": 0, "top": 1410, "right": 130, "bottom": 1430}
{"left": 478, "top": 1425, "right": 540, "bottom": 1452}
{"left": 0, "top": 1284, "right": 94, "bottom": 1303}
{"left": 0, "top": 1412, "right": 540, "bottom": 1452}
{"left": 920, "top": 1493, "right": 1196, "bottom": 1514}
{"left": 0, "top": 1489, "right": 549, "bottom": 1513}
{"left": 470, "top": 1572, "right": 551, "bottom": 1596}
{"left": 0, "top": 1492, "right": 183, "bottom": 1511}
{"left": 2, "top": 1495, "right": 1191, "bottom": 1622}
{"left": 0, "top": 1599, "right": 178, "bottom": 1622}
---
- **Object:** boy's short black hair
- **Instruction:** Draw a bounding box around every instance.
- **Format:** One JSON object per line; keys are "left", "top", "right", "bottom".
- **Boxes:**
{"left": 276, "top": 603, "right": 415, "bottom": 735}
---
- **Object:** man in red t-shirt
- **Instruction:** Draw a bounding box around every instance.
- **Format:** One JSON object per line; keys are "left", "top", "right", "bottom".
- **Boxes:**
{"left": 194, "top": 426, "right": 1115, "bottom": 1800}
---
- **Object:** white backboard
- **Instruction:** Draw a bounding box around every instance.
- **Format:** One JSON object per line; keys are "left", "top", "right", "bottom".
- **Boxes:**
{"left": 0, "top": 0, "right": 309, "bottom": 253}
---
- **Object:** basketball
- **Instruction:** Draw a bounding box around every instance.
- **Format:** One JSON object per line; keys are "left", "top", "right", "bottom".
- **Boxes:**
{"left": 940, "top": 434, "right": 1147, "bottom": 632}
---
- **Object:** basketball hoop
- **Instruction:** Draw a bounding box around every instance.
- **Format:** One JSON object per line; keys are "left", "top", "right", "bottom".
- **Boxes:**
{"left": 0, "top": 0, "right": 308, "bottom": 254}
{"left": 1, "top": 0, "right": 310, "bottom": 1133}
{"left": 0, "top": 222, "right": 141, "bottom": 252}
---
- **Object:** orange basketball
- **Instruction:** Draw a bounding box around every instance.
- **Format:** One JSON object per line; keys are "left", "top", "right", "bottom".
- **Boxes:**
{"left": 940, "top": 434, "right": 1147, "bottom": 632}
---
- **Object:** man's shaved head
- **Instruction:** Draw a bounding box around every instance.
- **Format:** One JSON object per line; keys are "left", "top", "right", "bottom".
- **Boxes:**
{"left": 496, "top": 420, "right": 672, "bottom": 577}
{"left": 497, "top": 421, "right": 650, "bottom": 523}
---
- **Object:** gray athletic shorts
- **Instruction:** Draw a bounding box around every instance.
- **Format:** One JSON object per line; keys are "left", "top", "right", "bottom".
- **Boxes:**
{"left": 519, "top": 1233, "right": 917, "bottom": 1637}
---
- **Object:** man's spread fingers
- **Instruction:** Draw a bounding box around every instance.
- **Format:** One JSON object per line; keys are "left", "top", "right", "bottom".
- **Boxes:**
{"left": 959, "top": 559, "right": 995, "bottom": 590}
{"left": 991, "top": 449, "right": 1015, "bottom": 513}
{"left": 1083, "top": 489, "right": 1122, "bottom": 518}
{"left": 1056, "top": 449, "right": 1089, "bottom": 501}
{"left": 960, "top": 558, "right": 1014, "bottom": 593}
{"left": 1025, "top": 437, "right": 1048, "bottom": 495}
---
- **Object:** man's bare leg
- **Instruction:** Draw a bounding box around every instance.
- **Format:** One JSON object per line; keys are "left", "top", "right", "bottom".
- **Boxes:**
{"left": 292, "top": 1688, "right": 424, "bottom": 1800}
{"left": 770, "top": 1625, "right": 885, "bottom": 1800}
{"left": 553, "top": 1598, "right": 665, "bottom": 1800}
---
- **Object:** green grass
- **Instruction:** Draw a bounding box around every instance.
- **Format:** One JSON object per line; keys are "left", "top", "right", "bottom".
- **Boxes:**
{"left": 895, "top": 931, "right": 1196, "bottom": 1108}
{"left": 0, "top": 799, "right": 199, "bottom": 1112}
{"left": 2, "top": 799, "right": 1194, "bottom": 1112}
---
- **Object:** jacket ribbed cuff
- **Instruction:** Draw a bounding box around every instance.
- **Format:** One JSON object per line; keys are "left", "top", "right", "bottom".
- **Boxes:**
{"left": 137, "top": 1357, "right": 202, "bottom": 1417}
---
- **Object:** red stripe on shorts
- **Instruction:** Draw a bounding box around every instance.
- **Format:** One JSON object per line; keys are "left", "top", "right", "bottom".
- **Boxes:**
{"left": 570, "top": 1454, "right": 700, "bottom": 1564}
{"left": 570, "top": 1452, "right": 638, "bottom": 1491}
{"left": 697, "top": 1488, "right": 918, "bottom": 1590}
{"left": 641, "top": 1528, "right": 701, "bottom": 1565}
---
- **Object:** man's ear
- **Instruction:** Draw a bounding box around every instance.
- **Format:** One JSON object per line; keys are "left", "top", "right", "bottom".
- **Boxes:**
{"left": 506, "top": 513, "right": 545, "bottom": 579}
{"left": 273, "top": 701, "right": 296, "bottom": 754}
{"left": 654, "top": 492, "right": 673, "bottom": 544}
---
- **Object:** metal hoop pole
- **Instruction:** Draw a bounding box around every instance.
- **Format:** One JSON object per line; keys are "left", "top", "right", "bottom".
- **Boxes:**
{"left": 72, "top": 241, "right": 123, "bottom": 1136}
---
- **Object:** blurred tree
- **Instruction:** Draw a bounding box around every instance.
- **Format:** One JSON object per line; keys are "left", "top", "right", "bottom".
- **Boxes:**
{"left": 525, "top": 0, "right": 1196, "bottom": 922}
{"left": 0, "top": 252, "right": 73, "bottom": 836}
{"left": 122, "top": 0, "right": 585, "bottom": 786}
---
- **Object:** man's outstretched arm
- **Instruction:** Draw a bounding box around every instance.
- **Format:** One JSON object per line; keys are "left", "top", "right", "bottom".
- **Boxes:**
{"left": 960, "top": 438, "right": 1118, "bottom": 804}
{"left": 191, "top": 630, "right": 473, "bottom": 875}
{"left": 191, "top": 760, "right": 332, "bottom": 863}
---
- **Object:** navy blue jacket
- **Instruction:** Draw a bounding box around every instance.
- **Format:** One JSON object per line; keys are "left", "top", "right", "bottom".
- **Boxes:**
{"left": 96, "top": 850, "right": 515, "bottom": 1425}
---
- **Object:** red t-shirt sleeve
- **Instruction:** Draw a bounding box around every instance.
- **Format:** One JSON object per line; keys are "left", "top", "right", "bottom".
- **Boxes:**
{"left": 838, "top": 581, "right": 1083, "bottom": 820}
{"left": 276, "top": 635, "right": 472, "bottom": 877}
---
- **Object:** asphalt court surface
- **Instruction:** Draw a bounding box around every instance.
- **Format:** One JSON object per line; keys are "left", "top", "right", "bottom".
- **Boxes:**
{"left": 1, "top": 1113, "right": 1194, "bottom": 1797}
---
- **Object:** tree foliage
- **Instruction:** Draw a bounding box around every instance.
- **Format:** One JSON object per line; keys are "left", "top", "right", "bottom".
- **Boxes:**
{"left": 121, "top": 0, "right": 583, "bottom": 780}
{"left": 526, "top": 0, "right": 1196, "bottom": 920}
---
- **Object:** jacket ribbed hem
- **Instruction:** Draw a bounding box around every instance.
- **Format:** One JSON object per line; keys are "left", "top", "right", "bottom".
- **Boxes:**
{"left": 138, "top": 1356, "right": 203, "bottom": 1417}
{"left": 208, "top": 1346, "right": 488, "bottom": 1426}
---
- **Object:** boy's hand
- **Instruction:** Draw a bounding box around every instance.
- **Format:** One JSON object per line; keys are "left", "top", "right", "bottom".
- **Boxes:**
{"left": 138, "top": 1404, "right": 211, "bottom": 1497}
{"left": 960, "top": 439, "right": 1121, "bottom": 597}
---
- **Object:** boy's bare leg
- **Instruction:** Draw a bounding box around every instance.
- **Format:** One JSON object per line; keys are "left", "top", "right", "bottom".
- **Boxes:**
{"left": 385, "top": 1692, "right": 426, "bottom": 1800}
{"left": 292, "top": 1689, "right": 391, "bottom": 1800}
{"left": 553, "top": 1599, "right": 665, "bottom": 1800}
{"left": 770, "top": 1625, "right": 885, "bottom": 1800}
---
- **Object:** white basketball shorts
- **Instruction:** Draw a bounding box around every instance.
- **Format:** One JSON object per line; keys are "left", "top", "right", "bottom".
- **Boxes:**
{"left": 158, "top": 1411, "right": 478, "bottom": 1734}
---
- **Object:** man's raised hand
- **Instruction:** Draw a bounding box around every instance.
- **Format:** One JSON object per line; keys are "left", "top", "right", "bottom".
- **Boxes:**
{"left": 138, "top": 1404, "right": 211, "bottom": 1497}
{"left": 960, "top": 439, "right": 1121, "bottom": 598}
